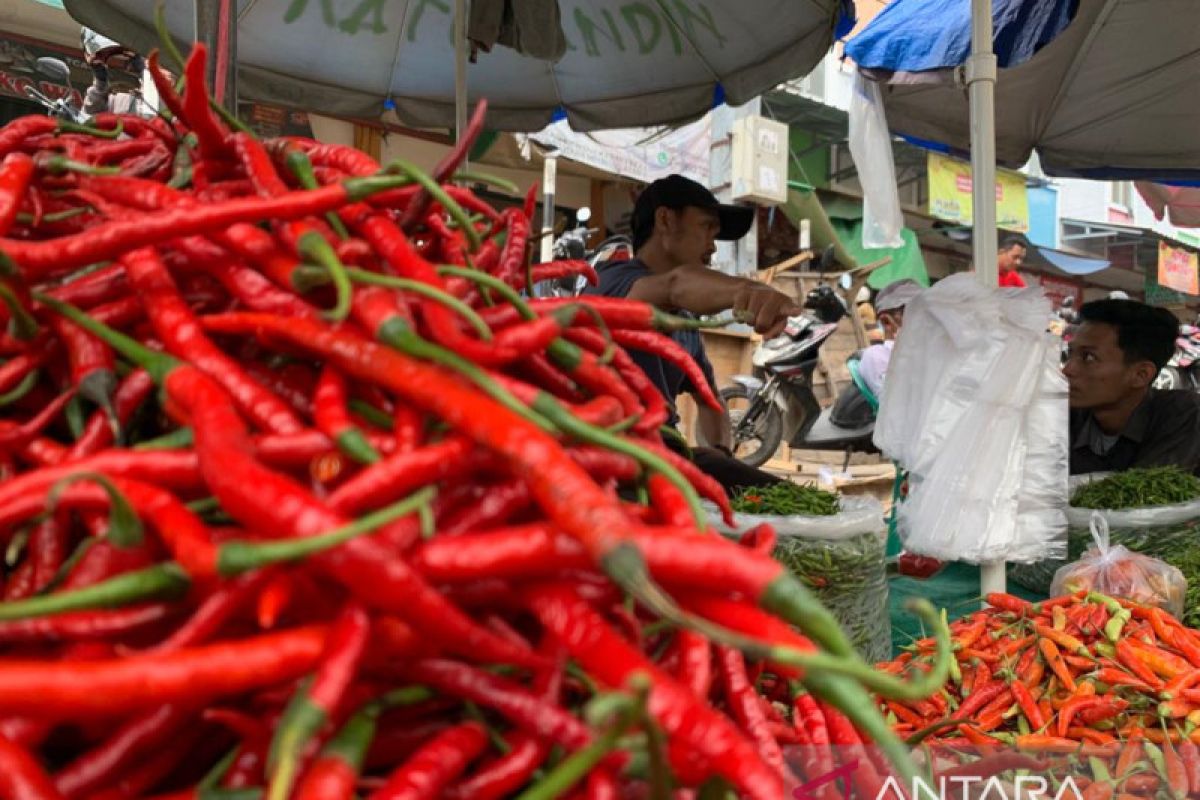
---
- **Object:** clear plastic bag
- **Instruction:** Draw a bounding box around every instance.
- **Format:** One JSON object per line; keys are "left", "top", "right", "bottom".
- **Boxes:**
{"left": 848, "top": 73, "right": 904, "bottom": 249}
{"left": 875, "top": 275, "right": 1068, "bottom": 564}
{"left": 1050, "top": 512, "right": 1186, "bottom": 617}
{"left": 706, "top": 496, "right": 892, "bottom": 663}
{"left": 1011, "top": 472, "right": 1200, "bottom": 596}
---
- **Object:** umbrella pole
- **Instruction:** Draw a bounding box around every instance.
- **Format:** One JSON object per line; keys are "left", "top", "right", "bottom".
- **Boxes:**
{"left": 454, "top": 0, "right": 468, "bottom": 166}
{"left": 968, "top": 0, "right": 1006, "bottom": 596}
{"left": 195, "top": 0, "right": 237, "bottom": 111}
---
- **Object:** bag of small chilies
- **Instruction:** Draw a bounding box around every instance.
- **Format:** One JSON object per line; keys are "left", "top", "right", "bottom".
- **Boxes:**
{"left": 1051, "top": 511, "right": 1187, "bottom": 617}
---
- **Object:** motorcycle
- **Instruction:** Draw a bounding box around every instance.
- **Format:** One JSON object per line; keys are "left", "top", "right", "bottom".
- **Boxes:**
{"left": 539, "top": 206, "right": 633, "bottom": 298}
{"left": 24, "top": 47, "right": 153, "bottom": 123}
{"left": 721, "top": 250, "right": 880, "bottom": 468}
{"left": 24, "top": 58, "right": 88, "bottom": 124}
{"left": 1156, "top": 323, "right": 1200, "bottom": 391}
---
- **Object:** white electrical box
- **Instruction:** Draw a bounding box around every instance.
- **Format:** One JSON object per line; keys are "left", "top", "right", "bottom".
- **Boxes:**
{"left": 730, "top": 115, "right": 789, "bottom": 206}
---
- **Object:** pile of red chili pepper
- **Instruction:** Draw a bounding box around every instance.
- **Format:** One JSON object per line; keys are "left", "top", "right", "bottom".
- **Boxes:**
{"left": 0, "top": 39, "right": 955, "bottom": 800}
{"left": 883, "top": 591, "right": 1200, "bottom": 798}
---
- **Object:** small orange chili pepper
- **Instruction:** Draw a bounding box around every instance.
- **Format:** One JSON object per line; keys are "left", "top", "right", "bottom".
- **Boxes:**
{"left": 1158, "top": 697, "right": 1198, "bottom": 719}
{"left": 1067, "top": 727, "right": 1116, "bottom": 745}
{"left": 1124, "top": 639, "right": 1190, "bottom": 679}
{"left": 1116, "top": 640, "right": 1165, "bottom": 690}
{"left": 1034, "top": 622, "right": 1089, "bottom": 656}
{"left": 1040, "top": 638, "right": 1077, "bottom": 693}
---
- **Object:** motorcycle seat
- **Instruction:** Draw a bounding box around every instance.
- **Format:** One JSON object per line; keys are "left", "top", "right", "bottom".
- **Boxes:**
{"left": 803, "top": 407, "right": 877, "bottom": 451}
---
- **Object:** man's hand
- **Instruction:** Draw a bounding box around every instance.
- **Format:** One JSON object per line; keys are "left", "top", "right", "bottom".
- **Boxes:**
{"left": 731, "top": 282, "right": 803, "bottom": 339}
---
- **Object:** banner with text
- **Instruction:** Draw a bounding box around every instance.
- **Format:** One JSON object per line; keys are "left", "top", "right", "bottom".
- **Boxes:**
{"left": 927, "top": 152, "right": 1029, "bottom": 233}
{"left": 1157, "top": 239, "right": 1199, "bottom": 296}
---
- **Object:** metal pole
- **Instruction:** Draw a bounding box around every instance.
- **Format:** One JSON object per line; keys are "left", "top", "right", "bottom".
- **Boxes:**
{"left": 968, "top": 0, "right": 1006, "bottom": 596}
{"left": 195, "top": 0, "right": 237, "bottom": 111}
{"left": 454, "top": 0, "right": 468, "bottom": 165}
{"left": 540, "top": 154, "right": 558, "bottom": 265}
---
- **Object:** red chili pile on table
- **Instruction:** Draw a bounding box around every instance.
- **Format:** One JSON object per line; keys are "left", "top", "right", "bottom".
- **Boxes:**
{"left": 0, "top": 43, "right": 948, "bottom": 800}
{"left": 882, "top": 591, "right": 1200, "bottom": 798}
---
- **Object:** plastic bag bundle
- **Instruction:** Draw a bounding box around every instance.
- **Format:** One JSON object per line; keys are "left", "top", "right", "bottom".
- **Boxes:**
{"left": 1011, "top": 473, "right": 1200, "bottom": 596}
{"left": 874, "top": 274, "right": 1068, "bottom": 564}
{"left": 707, "top": 496, "right": 892, "bottom": 663}
{"left": 1050, "top": 513, "right": 1186, "bottom": 617}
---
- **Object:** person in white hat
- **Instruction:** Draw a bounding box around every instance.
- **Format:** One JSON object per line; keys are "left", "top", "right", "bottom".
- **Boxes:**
{"left": 858, "top": 279, "right": 923, "bottom": 399}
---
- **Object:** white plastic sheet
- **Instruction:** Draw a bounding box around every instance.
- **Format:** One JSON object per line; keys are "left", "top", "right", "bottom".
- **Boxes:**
{"left": 874, "top": 274, "right": 1068, "bottom": 563}
{"left": 848, "top": 74, "right": 904, "bottom": 249}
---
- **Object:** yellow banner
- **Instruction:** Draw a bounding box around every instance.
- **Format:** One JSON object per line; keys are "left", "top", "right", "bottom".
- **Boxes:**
{"left": 1158, "top": 240, "right": 1199, "bottom": 296}
{"left": 927, "top": 152, "right": 1029, "bottom": 233}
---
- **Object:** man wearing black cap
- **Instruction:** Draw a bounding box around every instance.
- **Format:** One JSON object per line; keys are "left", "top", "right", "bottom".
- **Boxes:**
{"left": 586, "top": 174, "right": 803, "bottom": 489}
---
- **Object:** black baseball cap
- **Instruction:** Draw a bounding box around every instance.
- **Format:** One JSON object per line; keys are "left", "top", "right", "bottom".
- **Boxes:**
{"left": 631, "top": 174, "right": 755, "bottom": 243}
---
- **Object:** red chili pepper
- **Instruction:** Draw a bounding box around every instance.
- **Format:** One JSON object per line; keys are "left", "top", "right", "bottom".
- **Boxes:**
{"left": 1056, "top": 695, "right": 1107, "bottom": 737}
{"left": 0, "top": 730, "right": 67, "bottom": 800}
{"left": 314, "top": 365, "right": 381, "bottom": 464}
{"left": 442, "top": 730, "right": 548, "bottom": 800}
{"left": 403, "top": 659, "right": 592, "bottom": 751}
{"left": 0, "top": 603, "right": 173, "bottom": 645}
{"left": 327, "top": 437, "right": 473, "bottom": 516}
{"left": 52, "top": 703, "right": 194, "bottom": 797}
{"left": 525, "top": 583, "right": 785, "bottom": 800}
{"left": 368, "top": 721, "right": 488, "bottom": 800}
{"left": 0, "top": 625, "right": 326, "bottom": 718}
{"left": 66, "top": 368, "right": 155, "bottom": 460}
{"left": 294, "top": 704, "right": 379, "bottom": 800}
{"left": 3, "top": 171, "right": 410, "bottom": 279}
{"left": 271, "top": 604, "right": 371, "bottom": 799}
{"left": 0, "top": 386, "right": 75, "bottom": 452}
{"left": 717, "top": 646, "right": 793, "bottom": 784}
{"left": 180, "top": 46, "right": 232, "bottom": 160}
{"left": 0, "top": 153, "right": 35, "bottom": 236}
{"left": 1010, "top": 680, "right": 1046, "bottom": 731}
{"left": 120, "top": 246, "right": 305, "bottom": 435}
{"left": 396, "top": 99, "right": 487, "bottom": 231}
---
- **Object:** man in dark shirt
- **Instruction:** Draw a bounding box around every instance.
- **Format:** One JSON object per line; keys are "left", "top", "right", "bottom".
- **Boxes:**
{"left": 587, "top": 174, "right": 803, "bottom": 489}
{"left": 1064, "top": 298, "right": 1200, "bottom": 475}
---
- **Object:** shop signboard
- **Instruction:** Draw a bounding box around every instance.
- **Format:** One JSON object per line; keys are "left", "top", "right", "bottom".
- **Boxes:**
{"left": 1039, "top": 274, "right": 1082, "bottom": 309}
{"left": 237, "top": 101, "right": 314, "bottom": 140}
{"left": 927, "top": 152, "right": 1029, "bottom": 233}
{"left": 1157, "top": 240, "right": 1199, "bottom": 296}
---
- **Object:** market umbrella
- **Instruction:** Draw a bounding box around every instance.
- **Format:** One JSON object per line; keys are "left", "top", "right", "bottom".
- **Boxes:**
{"left": 1136, "top": 183, "right": 1200, "bottom": 229}
{"left": 64, "top": 0, "right": 853, "bottom": 132}
{"left": 845, "top": 0, "right": 1088, "bottom": 593}
{"left": 846, "top": 0, "right": 1200, "bottom": 181}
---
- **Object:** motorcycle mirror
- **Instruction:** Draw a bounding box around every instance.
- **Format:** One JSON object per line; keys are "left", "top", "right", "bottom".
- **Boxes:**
{"left": 35, "top": 57, "right": 72, "bottom": 86}
{"left": 838, "top": 273, "right": 853, "bottom": 291}
{"left": 575, "top": 207, "right": 592, "bottom": 224}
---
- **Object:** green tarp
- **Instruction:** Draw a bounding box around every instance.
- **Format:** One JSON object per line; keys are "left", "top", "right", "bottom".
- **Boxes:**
{"left": 781, "top": 189, "right": 929, "bottom": 290}
{"left": 888, "top": 564, "right": 1047, "bottom": 656}
{"left": 831, "top": 219, "right": 929, "bottom": 290}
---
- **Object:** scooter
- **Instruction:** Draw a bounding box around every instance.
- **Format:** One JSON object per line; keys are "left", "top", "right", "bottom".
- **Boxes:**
{"left": 1156, "top": 324, "right": 1200, "bottom": 391}
{"left": 24, "top": 52, "right": 153, "bottom": 123}
{"left": 721, "top": 250, "right": 879, "bottom": 468}
{"left": 23, "top": 58, "right": 88, "bottom": 124}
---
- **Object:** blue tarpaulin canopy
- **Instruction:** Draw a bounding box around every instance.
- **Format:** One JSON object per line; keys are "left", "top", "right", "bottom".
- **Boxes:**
{"left": 846, "top": 0, "right": 1076, "bottom": 73}
{"left": 845, "top": 0, "right": 1200, "bottom": 181}
{"left": 1036, "top": 247, "right": 1108, "bottom": 277}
